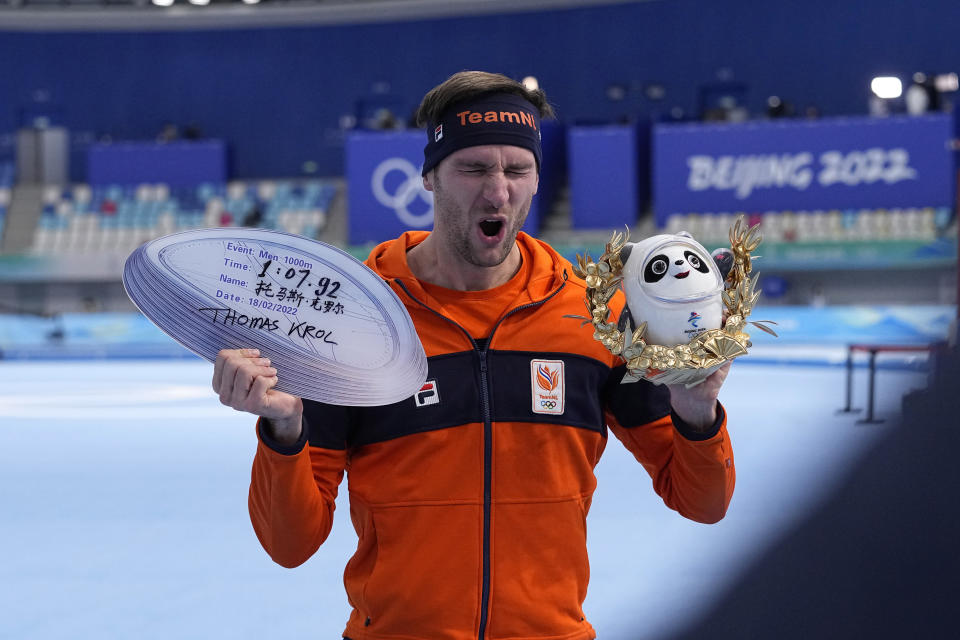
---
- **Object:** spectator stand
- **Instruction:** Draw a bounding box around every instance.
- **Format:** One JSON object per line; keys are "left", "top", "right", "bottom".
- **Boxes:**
{"left": 31, "top": 178, "right": 338, "bottom": 256}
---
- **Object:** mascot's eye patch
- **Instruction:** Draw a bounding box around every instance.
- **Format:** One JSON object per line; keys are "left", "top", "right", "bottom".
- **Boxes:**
{"left": 684, "top": 250, "right": 710, "bottom": 273}
{"left": 644, "top": 254, "right": 669, "bottom": 282}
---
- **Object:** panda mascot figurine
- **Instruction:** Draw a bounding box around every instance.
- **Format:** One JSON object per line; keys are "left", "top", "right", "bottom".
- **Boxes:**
{"left": 618, "top": 231, "right": 726, "bottom": 347}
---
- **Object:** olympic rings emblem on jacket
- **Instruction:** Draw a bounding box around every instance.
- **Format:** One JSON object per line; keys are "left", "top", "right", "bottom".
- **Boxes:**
{"left": 540, "top": 400, "right": 557, "bottom": 409}
{"left": 370, "top": 157, "right": 434, "bottom": 227}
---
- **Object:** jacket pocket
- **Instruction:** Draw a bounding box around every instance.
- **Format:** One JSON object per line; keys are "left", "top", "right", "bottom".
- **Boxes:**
{"left": 488, "top": 497, "right": 591, "bottom": 638}
{"left": 347, "top": 503, "right": 482, "bottom": 637}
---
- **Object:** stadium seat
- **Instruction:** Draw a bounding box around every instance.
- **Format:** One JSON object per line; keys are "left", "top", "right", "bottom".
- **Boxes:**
{"left": 24, "top": 178, "right": 339, "bottom": 254}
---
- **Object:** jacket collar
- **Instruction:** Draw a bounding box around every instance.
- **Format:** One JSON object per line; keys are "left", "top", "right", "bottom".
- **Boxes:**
{"left": 365, "top": 230, "right": 568, "bottom": 306}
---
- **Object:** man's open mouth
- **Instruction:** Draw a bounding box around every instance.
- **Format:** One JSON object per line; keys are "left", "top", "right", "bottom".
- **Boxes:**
{"left": 479, "top": 219, "right": 504, "bottom": 237}
{"left": 674, "top": 271, "right": 690, "bottom": 279}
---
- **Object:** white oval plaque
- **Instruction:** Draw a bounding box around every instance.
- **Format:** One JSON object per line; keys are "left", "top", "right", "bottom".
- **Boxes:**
{"left": 123, "top": 228, "right": 426, "bottom": 406}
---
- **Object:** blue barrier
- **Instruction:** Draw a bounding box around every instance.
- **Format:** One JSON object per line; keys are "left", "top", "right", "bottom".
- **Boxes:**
{"left": 746, "top": 305, "right": 954, "bottom": 346}
{"left": 0, "top": 312, "right": 193, "bottom": 360}
{"left": 0, "top": 306, "right": 952, "bottom": 361}
{"left": 568, "top": 124, "right": 644, "bottom": 229}
{"left": 88, "top": 140, "right": 227, "bottom": 187}
{"left": 653, "top": 114, "right": 957, "bottom": 225}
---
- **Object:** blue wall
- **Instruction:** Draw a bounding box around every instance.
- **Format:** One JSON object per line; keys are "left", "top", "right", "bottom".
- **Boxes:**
{"left": 3, "top": 0, "right": 959, "bottom": 179}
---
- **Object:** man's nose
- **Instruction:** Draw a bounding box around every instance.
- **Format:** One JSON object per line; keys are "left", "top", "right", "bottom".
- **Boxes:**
{"left": 483, "top": 173, "right": 509, "bottom": 209}
{"left": 675, "top": 259, "right": 685, "bottom": 265}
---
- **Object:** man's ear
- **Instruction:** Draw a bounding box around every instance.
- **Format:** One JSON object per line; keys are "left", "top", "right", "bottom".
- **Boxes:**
{"left": 422, "top": 171, "right": 435, "bottom": 192}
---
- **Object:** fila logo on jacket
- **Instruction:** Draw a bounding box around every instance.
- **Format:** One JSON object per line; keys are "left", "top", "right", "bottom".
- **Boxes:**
{"left": 412, "top": 361, "right": 566, "bottom": 416}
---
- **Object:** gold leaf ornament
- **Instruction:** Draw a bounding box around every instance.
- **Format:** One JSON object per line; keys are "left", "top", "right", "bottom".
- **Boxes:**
{"left": 571, "top": 215, "right": 777, "bottom": 386}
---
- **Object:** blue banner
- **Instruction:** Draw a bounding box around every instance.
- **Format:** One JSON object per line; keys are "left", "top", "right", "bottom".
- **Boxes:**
{"left": 87, "top": 140, "right": 227, "bottom": 187}
{"left": 346, "top": 129, "right": 554, "bottom": 246}
{"left": 568, "top": 124, "right": 646, "bottom": 229}
{"left": 653, "top": 114, "right": 956, "bottom": 224}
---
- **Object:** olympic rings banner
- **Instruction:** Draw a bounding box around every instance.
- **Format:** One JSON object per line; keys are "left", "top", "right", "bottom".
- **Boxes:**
{"left": 653, "top": 113, "right": 957, "bottom": 225}
{"left": 346, "top": 130, "right": 543, "bottom": 245}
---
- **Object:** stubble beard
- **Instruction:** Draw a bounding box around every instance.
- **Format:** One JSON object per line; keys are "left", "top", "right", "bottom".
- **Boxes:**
{"left": 432, "top": 182, "right": 531, "bottom": 269}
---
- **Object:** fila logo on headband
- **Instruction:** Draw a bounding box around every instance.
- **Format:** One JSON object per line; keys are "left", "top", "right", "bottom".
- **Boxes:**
{"left": 434, "top": 125, "right": 443, "bottom": 142}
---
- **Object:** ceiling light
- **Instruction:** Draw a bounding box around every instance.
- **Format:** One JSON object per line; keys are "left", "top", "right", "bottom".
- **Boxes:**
{"left": 935, "top": 73, "right": 959, "bottom": 92}
{"left": 870, "top": 76, "right": 902, "bottom": 99}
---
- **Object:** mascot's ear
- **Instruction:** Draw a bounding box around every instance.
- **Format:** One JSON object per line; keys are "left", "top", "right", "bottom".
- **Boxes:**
{"left": 618, "top": 243, "right": 633, "bottom": 266}
{"left": 711, "top": 247, "right": 734, "bottom": 282}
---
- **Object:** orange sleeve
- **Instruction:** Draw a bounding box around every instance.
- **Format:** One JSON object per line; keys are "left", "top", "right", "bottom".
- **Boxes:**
{"left": 248, "top": 418, "right": 347, "bottom": 568}
{"left": 607, "top": 407, "right": 735, "bottom": 524}
{"left": 604, "top": 375, "right": 735, "bottom": 524}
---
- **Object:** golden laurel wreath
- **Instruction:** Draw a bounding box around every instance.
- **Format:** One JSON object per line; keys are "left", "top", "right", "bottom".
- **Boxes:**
{"left": 568, "top": 215, "right": 777, "bottom": 380}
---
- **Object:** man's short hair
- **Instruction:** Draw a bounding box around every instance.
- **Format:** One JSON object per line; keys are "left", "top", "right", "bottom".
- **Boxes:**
{"left": 415, "top": 71, "right": 554, "bottom": 128}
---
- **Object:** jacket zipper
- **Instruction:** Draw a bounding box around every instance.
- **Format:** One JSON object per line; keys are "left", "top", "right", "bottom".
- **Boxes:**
{"left": 477, "top": 348, "right": 493, "bottom": 640}
{"left": 394, "top": 275, "right": 567, "bottom": 640}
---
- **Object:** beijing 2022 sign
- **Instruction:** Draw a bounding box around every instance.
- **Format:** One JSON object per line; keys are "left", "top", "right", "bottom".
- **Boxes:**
{"left": 652, "top": 113, "right": 955, "bottom": 223}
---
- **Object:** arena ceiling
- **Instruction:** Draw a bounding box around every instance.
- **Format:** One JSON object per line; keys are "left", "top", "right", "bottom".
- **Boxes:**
{"left": 0, "top": 0, "right": 653, "bottom": 31}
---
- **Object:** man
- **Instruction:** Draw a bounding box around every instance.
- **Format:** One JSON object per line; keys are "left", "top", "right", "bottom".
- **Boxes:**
{"left": 213, "top": 71, "right": 734, "bottom": 640}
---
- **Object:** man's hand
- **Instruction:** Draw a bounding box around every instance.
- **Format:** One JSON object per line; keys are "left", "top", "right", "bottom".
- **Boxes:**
{"left": 213, "top": 348, "right": 303, "bottom": 445}
{"left": 666, "top": 362, "right": 731, "bottom": 431}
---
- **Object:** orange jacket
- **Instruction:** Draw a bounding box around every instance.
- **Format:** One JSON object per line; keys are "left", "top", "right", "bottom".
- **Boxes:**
{"left": 249, "top": 231, "right": 735, "bottom": 640}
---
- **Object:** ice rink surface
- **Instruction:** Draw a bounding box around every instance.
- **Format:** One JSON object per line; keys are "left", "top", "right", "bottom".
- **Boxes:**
{"left": 0, "top": 357, "right": 929, "bottom": 640}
